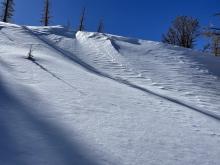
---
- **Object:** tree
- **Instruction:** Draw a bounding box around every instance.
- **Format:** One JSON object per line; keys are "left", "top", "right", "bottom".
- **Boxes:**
{"left": 1, "top": 0, "right": 14, "bottom": 23}
{"left": 78, "top": 7, "right": 86, "bottom": 31}
{"left": 203, "top": 13, "right": 220, "bottom": 56}
{"left": 66, "top": 19, "right": 71, "bottom": 30}
{"left": 212, "top": 36, "right": 220, "bottom": 56}
{"left": 41, "top": 0, "right": 52, "bottom": 26}
{"left": 162, "top": 16, "right": 199, "bottom": 48}
{"left": 97, "top": 19, "right": 104, "bottom": 33}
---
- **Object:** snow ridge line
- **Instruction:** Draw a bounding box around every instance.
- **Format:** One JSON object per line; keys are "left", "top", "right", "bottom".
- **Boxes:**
{"left": 118, "top": 79, "right": 220, "bottom": 121}
{"left": 21, "top": 26, "right": 109, "bottom": 77}
{"left": 22, "top": 26, "right": 220, "bottom": 121}
{"left": 21, "top": 27, "right": 85, "bottom": 95}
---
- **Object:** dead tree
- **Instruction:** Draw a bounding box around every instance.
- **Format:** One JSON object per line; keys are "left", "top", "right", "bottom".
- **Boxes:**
{"left": 203, "top": 31, "right": 220, "bottom": 56}
{"left": 78, "top": 7, "right": 86, "bottom": 31}
{"left": 41, "top": 0, "right": 52, "bottom": 26}
{"left": 202, "top": 13, "right": 220, "bottom": 56}
{"left": 162, "top": 16, "right": 199, "bottom": 48}
{"left": 1, "top": 0, "right": 14, "bottom": 23}
{"left": 97, "top": 19, "right": 104, "bottom": 33}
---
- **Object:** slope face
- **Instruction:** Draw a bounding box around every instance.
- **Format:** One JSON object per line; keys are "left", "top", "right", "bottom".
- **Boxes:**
{"left": 42, "top": 29, "right": 220, "bottom": 116}
{"left": 0, "top": 22, "right": 220, "bottom": 165}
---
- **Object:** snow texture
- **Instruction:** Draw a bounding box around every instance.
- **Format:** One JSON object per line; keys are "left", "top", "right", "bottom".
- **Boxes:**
{"left": 0, "top": 22, "right": 220, "bottom": 165}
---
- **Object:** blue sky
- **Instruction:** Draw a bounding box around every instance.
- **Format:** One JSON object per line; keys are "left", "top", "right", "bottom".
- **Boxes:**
{"left": 11, "top": 0, "right": 220, "bottom": 46}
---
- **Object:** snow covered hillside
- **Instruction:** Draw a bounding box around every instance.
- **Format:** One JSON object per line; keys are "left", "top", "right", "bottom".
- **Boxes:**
{"left": 0, "top": 22, "right": 220, "bottom": 165}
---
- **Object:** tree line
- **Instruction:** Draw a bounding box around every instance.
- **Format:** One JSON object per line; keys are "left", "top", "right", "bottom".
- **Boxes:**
{"left": 162, "top": 15, "right": 220, "bottom": 56}
{"left": 0, "top": 0, "right": 104, "bottom": 33}
{"left": 0, "top": 0, "right": 219, "bottom": 56}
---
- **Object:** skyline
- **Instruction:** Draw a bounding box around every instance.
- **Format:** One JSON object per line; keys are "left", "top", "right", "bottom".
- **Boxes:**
{"left": 6, "top": 0, "right": 220, "bottom": 47}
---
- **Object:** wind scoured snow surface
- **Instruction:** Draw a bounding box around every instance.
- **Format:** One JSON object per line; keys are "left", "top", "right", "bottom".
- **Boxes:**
{"left": 0, "top": 22, "right": 220, "bottom": 165}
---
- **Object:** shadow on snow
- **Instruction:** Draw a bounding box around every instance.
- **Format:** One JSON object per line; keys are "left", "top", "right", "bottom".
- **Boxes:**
{"left": 0, "top": 76, "right": 100, "bottom": 165}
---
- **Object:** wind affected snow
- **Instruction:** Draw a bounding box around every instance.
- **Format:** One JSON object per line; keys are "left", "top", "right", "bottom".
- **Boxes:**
{"left": 0, "top": 22, "right": 220, "bottom": 165}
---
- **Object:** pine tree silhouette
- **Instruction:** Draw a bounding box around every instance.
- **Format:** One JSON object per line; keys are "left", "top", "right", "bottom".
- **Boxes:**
{"left": 97, "top": 19, "right": 104, "bottom": 33}
{"left": 1, "top": 0, "right": 15, "bottom": 23}
{"left": 41, "top": 0, "right": 52, "bottom": 26}
{"left": 78, "top": 7, "right": 86, "bottom": 31}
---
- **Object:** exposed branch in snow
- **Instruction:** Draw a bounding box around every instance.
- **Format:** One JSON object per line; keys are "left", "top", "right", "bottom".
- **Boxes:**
{"left": 27, "top": 45, "right": 35, "bottom": 61}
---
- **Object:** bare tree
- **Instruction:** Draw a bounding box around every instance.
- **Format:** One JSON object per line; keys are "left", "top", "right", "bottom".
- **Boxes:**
{"left": 1, "top": 0, "right": 14, "bottom": 23}
{"left": 202, "top": 13, "right": 220, "bottom": 56}
{"left": 78, "top": 7, "right": 86, "bottom": 31}
{"left": 212, "top": 36, "right": 220, "bottom": 56}
{"left": 97, "top": 19, "right": 104, "bottom": 33}
{"left": 203, "top": 13, "right": 220, "bottom": 56}
{"left": 41, "top": 0, "right": 52, "bottom": 26}
{"left": 162, "top": 16, "right": 199, "bottom": 48}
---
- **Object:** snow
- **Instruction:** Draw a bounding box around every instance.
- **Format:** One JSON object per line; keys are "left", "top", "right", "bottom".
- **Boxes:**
{"left": 0, "top": 22, "right": 220, "bottom": 165}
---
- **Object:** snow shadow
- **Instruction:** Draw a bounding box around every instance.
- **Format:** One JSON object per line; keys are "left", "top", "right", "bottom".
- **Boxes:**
{"left": 110, "top": 36, "right": 141, "bottom": 45}
{"left": 0, "top": 27, "right": 14, "bottom": 42}
{"left": 108, "top": 38, "right": 121, "bottom": 52}
{"left": 161, "top": 44, "right": 220, "bottom": 78}
{"left": 0, "top": 78, "right": 100, "bottom": 165}
{"left": 23, "top": 26, "right": 220, "bottom": 121}
{"left": 116, "top": 79, "right": 220, "bottom": 121}
{"left": 87, "top": 32, "right": 140, "bottom": 52}
{"left": 26, "top": 26, "right": 75, "bottom": 39}
{"left": 107, "top": 34, "right": 141, "bottom": 52}
{"left": 0, "top": 57, "right": 13, "bottom": 71}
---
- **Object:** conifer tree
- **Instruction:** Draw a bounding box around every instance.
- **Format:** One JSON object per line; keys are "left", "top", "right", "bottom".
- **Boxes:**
{"left": 78, "top": 7, "right": 86, "bottom": 31}
{"left": 1, "top": 0, "right": 14, "bottom": 23}
{"left": 41, "top": 0, "right": 52, "bottom": 26}
{"left": 97, "top": 19, "right": 104, "bottom": 33}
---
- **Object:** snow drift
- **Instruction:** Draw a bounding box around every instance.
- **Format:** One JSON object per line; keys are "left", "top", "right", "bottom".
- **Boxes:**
{"left": 0, "top": 22, "right": 220, "bottom": 165}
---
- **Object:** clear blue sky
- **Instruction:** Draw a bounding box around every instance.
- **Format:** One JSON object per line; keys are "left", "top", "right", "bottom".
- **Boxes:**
{"left": 10, "top": 0, "right": 220, "bottom": 46}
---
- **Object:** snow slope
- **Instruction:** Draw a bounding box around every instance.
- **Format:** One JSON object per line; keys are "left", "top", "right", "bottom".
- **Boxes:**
{"left": 0, "top": 22, "right": 220, "bottom": 165}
